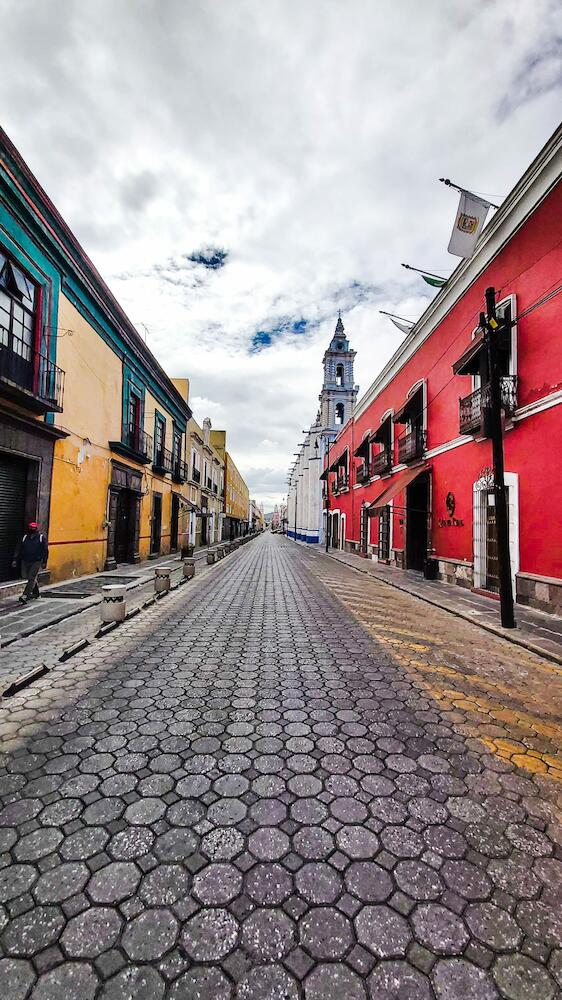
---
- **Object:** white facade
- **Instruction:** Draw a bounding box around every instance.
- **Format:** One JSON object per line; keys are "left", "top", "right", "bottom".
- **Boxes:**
{"left": 287, "top": 316, "right": 357, "bottom": 544}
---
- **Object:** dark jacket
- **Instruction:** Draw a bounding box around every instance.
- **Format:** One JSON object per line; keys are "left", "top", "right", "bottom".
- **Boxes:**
{"left": 14, "top": 532, "right": 49, "bottom": 565}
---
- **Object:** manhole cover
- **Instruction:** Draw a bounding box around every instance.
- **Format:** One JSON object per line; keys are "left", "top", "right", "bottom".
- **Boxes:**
{"left": 42, "top": 575, "right": 140, "bottom": 599}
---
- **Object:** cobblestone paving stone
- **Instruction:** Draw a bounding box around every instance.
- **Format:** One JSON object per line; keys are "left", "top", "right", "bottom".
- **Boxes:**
{"left": 0, "top": 533, "right": 560, "bottom": 998}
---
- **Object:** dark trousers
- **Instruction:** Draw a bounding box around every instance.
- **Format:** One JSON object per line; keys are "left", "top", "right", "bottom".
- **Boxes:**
{"left": 22, "top": 561, "right": 42, "bottom": 599}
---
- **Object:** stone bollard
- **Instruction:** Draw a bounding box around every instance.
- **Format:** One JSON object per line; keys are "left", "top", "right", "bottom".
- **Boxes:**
{"left": 207, "top": 550, "right": 217, "bottom": 565}
{"left": 218, "top": 546, "right": 225, "bottom": 559}
{"left": 101, "top": 584, "right": 127, "bottom": 623}
{"left": 154, "top": 567, "right": 171, "bottom": 595}
{"left": 182, "top": 558, "right": 195, "bottom": 580}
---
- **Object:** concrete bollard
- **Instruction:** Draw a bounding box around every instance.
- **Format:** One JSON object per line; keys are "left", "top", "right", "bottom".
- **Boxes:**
{"left": 154, "top": 567, "right": 171, "bottom": 594}
{"left": 182, "top": 558, "right": 195, "bottom": 580}
{"left": 207, "top": 550, "right": 217, "bottom": 565}
{"left": 101, "top": 585, "right": 126, "bottom": 623}
{"left": 218, "top": 546, "right": 225, "bottom": 559}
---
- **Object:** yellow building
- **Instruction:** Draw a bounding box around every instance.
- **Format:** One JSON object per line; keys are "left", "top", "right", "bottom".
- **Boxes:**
{"left": 0, "top": 127, "right": 193, "bottom": 583}
{"left": 222, "top": 447, "right": 250, "bottom": 540}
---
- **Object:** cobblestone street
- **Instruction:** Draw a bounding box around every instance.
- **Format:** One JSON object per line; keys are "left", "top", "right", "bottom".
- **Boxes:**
{"left": 0, "top": 533, "right": 560, "bottom": 999}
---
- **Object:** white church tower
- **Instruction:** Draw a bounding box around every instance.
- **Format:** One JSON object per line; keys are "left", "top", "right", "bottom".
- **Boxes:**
{"left": 287, "top": 315, "right": 358, "bottom": 544}
{"left": 319, "top": 314, "right": 357, "bottom": 432}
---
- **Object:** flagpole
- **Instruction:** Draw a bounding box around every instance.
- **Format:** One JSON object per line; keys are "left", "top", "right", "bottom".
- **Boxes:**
{"left": 439, "top": 178, "right": 499, "bottom": 210}
{"left": 401, "top": 264, "right": 448, "bottom": 280}
{"left": 379, "top": 310, "right": 414, "bottom": 324}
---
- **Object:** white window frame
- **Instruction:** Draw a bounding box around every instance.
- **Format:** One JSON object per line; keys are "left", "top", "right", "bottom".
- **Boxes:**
{"left": 472, "top": 293, "right": 517, "bottom": 391}
{"left": 473, "top": 469, "right": 519, "bottom": 592}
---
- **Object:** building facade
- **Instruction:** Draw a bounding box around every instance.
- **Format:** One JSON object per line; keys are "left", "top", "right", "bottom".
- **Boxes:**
{"left": 180, "top": 403, "right": 225, "bottom": 549}
{"left": 250, "top": 498, "right": 265, "bottom": 532}
{"left": 323, "top": 128, "right": 562, "bottom": 615}
{"left": 0, "top": 128, "right": 197, "bottom": 584}
{"left": 218, "top": 446, "right": 250, "bottom": 539}
{"left": 287, "top": 316, "right": 358, "bottom": 543}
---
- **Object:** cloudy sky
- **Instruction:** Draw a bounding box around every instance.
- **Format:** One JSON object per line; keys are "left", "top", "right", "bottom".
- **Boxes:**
{"left": 3, "top": 0, "right": 561, "bottom": 509}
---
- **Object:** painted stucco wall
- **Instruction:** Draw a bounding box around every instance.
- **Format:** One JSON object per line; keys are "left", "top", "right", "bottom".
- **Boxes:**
{"left": 48, "top": 295, "right": 122, "bottom": 580}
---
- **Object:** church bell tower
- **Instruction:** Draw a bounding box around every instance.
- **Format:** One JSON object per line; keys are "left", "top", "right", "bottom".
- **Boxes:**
{"left": 319, "top": 314, "right": 358, "bottom": 432}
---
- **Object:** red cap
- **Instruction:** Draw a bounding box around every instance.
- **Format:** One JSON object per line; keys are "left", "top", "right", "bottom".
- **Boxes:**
{"left": 28, "top": 521, "right": 38, "bottom": 529}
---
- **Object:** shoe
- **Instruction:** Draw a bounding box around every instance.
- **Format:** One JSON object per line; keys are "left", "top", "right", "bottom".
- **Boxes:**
{"left": 18, "top": 596, "right": 28, "bottom": 605}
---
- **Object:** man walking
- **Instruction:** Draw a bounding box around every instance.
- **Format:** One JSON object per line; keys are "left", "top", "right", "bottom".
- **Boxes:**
{"left": 12, "top": 522, "right": 49, "bottom": 604}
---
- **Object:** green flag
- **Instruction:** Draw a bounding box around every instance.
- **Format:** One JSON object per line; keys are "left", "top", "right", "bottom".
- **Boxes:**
{"left": 422, "top": 274, "right": 447, "bottom": 287}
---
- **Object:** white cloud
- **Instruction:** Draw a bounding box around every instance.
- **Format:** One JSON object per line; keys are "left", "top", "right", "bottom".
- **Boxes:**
{"left": 2, "top": 0, "right": 561, "bottom": 509}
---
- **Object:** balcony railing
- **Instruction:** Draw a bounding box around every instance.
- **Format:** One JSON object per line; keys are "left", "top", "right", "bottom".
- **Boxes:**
{"left": 397, "top": 426, "right": 426, "bottom": 464}
{"left": 117, "top": 422, "right": 153, "bottom": 462}
{"left": 0, "top": 339, "right": 65, "bottom": 412}
{"left": 206, "top": 477, "right": 213, "bottom": 491}
{"left": 459, "top": 376, "right": 518, "bottom": 436}
{"left": 153, "top": 446, "right": 173, "bottom": 474}
{"left": 172, "top": 458, "right": 188, "bottom": 483}
{"left": 333, "top": 472, "right": 349, "bottom": 494}
{"left": 356, "top": 461, "right": 371, "bottom": 484}
{"left": 371, "top": 448, "right": 392, "bottom": 476}
{"left": 192, "top": 466, "right": 201, "bottom": 483}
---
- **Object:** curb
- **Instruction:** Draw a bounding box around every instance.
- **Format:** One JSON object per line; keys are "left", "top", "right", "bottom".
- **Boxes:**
{"left": 325, "top": 552, "right": 562, "bottom": 668}
{"left": 0, "top": 537, "right": 262, "bottom": 697}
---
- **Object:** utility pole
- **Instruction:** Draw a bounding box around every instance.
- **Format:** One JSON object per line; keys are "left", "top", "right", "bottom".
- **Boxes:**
{"left": 483, "top": 286, "right": 516, "bottom": 629}
{"left": 325, "top": 436, "right": 330, "bottom": 553}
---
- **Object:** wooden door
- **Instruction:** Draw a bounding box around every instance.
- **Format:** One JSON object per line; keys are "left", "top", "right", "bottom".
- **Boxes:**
{"left": 151, "top": 493, "right": 162, "bottom": 554}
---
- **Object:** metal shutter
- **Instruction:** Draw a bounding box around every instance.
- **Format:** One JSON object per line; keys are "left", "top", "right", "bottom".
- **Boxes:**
{"left": 0, "top": 455, "right": 27, "bottom": 581}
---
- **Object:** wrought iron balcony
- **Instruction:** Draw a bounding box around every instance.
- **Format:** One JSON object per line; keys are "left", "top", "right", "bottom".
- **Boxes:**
{"left": 0, "top": 338, "right": 65, "bottom": 413}
{"left": 153, "top": 446, "right": 174, "bottom": 474}
{"left": 192, "top": 466, "right": 201, "bottom": 483}
{"left": 356, "top": 461, "right": 371, "bottom": 484}
{"left": 172, "top": 458, "right": 188, "bottom": 484}
{"left": 110, "top": 422, "right": 153, "bottom": 463}
{"left": 459, "top": 376, "right": 518, "bottom": 436}
{"left": 371, "top": 448, "right": 392, "bottom": 476}
{"left": 333, "top": 472, "right": 349, "bottom": 494}
{"left": 397, "top": 426, "right": 426, "bottom": 464}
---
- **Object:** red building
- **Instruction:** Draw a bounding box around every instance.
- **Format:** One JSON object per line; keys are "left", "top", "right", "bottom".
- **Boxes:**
{"left": 324, "top": 127, "right": 562, "bottom": 616}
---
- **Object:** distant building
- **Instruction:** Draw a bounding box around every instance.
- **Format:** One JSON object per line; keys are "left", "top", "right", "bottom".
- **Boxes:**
{"left": 212, "top": 432, "right": 250, "bottom": 539}
{"left": 250, "top": 498, "right": 265, "bottom": 531}
{"left": 172, "top": 384, "right": 225, "bottom": 549}
{"left": 287, "top": 315, "right": 358, "bottom": 544}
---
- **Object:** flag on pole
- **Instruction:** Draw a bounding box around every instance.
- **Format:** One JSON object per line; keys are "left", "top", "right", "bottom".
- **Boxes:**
{"left": 389, "top": 316, "right": 414, "bottom": 334}
{"left": 448, "top": 190, "right": 493, "bottom": 258}
{"left": 421, "top": 274, "right": 447, "bottom": 288}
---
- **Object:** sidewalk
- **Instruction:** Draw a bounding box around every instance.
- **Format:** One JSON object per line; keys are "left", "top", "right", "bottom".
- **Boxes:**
{"left": 0, "top": 539, "right": 251, "bottom": 692}
{"left": 322, "top": 547, "right": 562, "bottom": 664}
{"left": 0, "top": 544, "right": 220, "bottom": 646}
